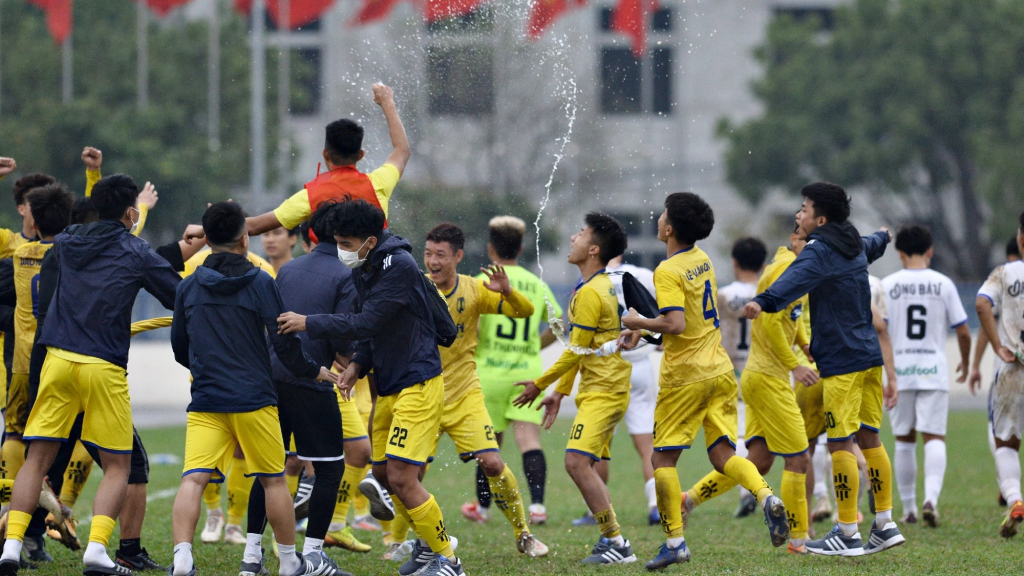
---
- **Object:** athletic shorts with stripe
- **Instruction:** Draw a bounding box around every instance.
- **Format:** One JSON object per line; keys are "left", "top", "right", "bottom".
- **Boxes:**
{"left": 371, "top": 375, "right": 445, "bottom": 466}
{"left": 430, "top": 386, "right": 500, "bottom": 462}
{"left": 654, "top": 371, "right": 738, "bottom": 451}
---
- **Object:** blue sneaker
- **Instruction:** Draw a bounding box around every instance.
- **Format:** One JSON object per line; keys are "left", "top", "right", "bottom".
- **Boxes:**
{"left": 645, "top": 542, "right": 690, "bottom": 571}
{"left": 762, "top": 495, "right": 790, "bottom": 547}
{"left": 805, "top": 525, "right": 864, "bottom": 557}
{"left": 580, "top": 537, "right": 636, "bottom": 565}
{"left": 418, "top": 555, "right": 464, "bottom": 576}
{"left": 399, "top": 537, "right": 459, "bottom": 576}
{"left": 647, "top": 507, "right": 660, "bottom": 526}
{"left": 572, "top": 511, "right": 596, "bottom": 526}
{"left": 862, "top": 520, "right": 905, "bottom": 555}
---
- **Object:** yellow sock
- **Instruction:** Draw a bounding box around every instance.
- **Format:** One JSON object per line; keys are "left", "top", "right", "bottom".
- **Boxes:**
{"left": 60, "top": 442, "right": 94, "bottom": 509}
{"left": 6, "top": 510, "right": 31, "bottom": 542}
{"left": 226, "top": 456, "right": 250, "bottom": 526}
{"left": 654, "top": 468, "right": 684, "bottom": 538}
{"left": 0, "top": 439, "right": 27, "bottom": 483}
{"left": 686, "top": 470, "right": 737, "bottom": 507}
{"left": 381, "top": 519, "right": 393, "bottom": 544}
{"left": 333, "top": 462, "right": 365, "bottom": 527}
{"left": 407, "top": 495, "right": 454, "bottom": 559}
{"left": 594, "top": 507, "right": 621, "bottom": 539}
{"left": 487, "top": 465, "right": 528, "bottom": 538}
{"left": 88, "top": 514, "right": 117, "bottom": 546}
{"left": 861, "top": 446, "right": 893, "bottom": 513}
{"left": 203, "top": 482, "right": 222, "bottom": 510}
{"left": 391, "top": 496, "right": 412, "bottom": 543}
{"left": 353, "top": 465, "right": 371, "bottom": 517}
{"left": 723, "top": 456, "right": 772, "bottom": 505}
{"left": 781, "top": 470, "right": 808, "bottom": 540}
{"left": 286, "top": 472, "right": 300, "bottom": 499}
{"left": 831, "top": 450, "right": 860, "bottom": 524}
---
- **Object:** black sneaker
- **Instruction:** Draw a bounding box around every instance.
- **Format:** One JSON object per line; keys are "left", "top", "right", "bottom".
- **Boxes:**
{"left": 23, "top": 535, "right": 52, "bottom": 562}
{"left": 734, "top": 492, "right": 758, "bottom": 519}
{"left": 0, "top": 558, "right": 18, "bottom": 576}
{"left": 116, "top": 548, "right": 167, "bottom": 572}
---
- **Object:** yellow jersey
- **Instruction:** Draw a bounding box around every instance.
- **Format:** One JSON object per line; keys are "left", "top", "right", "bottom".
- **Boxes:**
{"left": 12, "top": 241, "right": 53, "bottom": 374}
{"left": 0, "top": 229, "right": 31, "bottom": 260}
{"left": 745, "top": 247, "right": 810, "bottom": 381}
{"left": 536, "top": 271, "right": 631, "bottom": 394}
{"left": 182, "top": 249, "right": 276, "bottom": 279}
{"left": 272, "top": 164, "right": 400, "bottom": 230}
{"left": 655, "top": 245, "right": 734, "bottom": 387}
{"left": 438, "top": 274, "right": 534, "bottom": 404}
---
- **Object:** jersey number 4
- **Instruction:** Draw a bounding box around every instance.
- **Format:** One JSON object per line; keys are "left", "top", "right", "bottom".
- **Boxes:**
{"left": 702, "top": 280, "right": 720, "bottom": 329}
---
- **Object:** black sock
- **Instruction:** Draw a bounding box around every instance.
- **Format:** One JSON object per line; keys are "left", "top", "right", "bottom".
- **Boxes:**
{"left": 247, "top": 479, "right": 268, "bottom": 536}
{"left": 119, "top": 538, "right": 141, "bottom": 556}
{"left": 522, "top": 449, "right": 546, "bottom": 504}
{"left": 475, "top": 464, "right": 492, "bottom": 508}
{"left": 306, "top": 460, "right": 343, "bottom": 540}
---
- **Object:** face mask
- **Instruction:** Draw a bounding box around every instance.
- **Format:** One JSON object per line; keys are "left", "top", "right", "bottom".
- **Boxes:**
{"left": 128, "top": 207, "right": 140, "bottom": 234}
{"left": 338, "top": 238, "right": 371, "bottom": 269}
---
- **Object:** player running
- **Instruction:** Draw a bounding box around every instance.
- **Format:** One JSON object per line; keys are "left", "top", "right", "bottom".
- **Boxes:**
{"left": 882, "top": 225, "right": 971, "bottom": 528}
{"left": 514, "top": 213, "right": 636, "bottom": 565}
{"left": 620, "top": 193, "right": 787, "bottom": 570}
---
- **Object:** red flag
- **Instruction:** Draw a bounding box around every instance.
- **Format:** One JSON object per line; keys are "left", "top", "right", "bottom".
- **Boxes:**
{"left": 350, "top": 0, "right": 404, "bottom": 25}
{"left": 28, "top": 0, "right": 73, "bottom": 44}
{"left": 234, "top": 0, "right": 337, "bottom": 29}
{"left": 144, "top": 0, "right": 193, "bottom": 17}
{"left": 610, "top": 0, "right": 656, "bottom": 56}
{"left": 527, "top": 0, "right": 585, "bottom": 39}
{"left": 423, "top": 0, "right": 485, "bottom": 23}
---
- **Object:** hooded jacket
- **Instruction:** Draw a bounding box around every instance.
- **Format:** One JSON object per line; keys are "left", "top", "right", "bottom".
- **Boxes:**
{"left": 271, "top": 242, "right": 356, "bottom": 391}
{"left": 751, "top": 222, "right": 889, "bottom": 378}
{"left": 171, "top": 252, "right": 319, "bottom": 413}
{"left": 305, "top": 234, "right": 443, "bottom": 397}
{"left": 38, "top": 221, "right": 180, "bottom": 368}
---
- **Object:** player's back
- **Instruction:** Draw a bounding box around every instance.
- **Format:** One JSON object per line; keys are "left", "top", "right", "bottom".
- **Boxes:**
{"left": 718, "top": 280, "right": 757, "bottom": 373}
{"left": 980, "top": 261, "right": 1024, "bottom": 357}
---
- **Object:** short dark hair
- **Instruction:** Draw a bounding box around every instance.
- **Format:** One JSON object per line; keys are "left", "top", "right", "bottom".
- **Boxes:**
{"left": 801, "top": 182, "right": 851, "bottom": 224}
{"left": 895, "top": 225, "right": 933, "bottom": 256}
{"left": 71, "top": 197, "right": 98, "bottom": 224}
{"left": 426, "top": 222, "right": 465, "bottom": 253}
{"left": 732, "top": 237, "right": 767, "bottom": 272}
{"left": 329, "top": 197, "right": 385, "bottom": 240}
{"left": 13, "top": 173, "right": 55, "bottom": 207}
{"left": 202, "top": 201, "right": 247, "bottom": 246}
{"left": 1008, "top": 235, "right": 1021, "bottom": 259}
{"left": 664, "top": 192, "right": 714, "bottom": 245}
{"left": 309, "top": 200, "right": 338, "bottom": 245}
{"left": 584, "top": 213, "right": 627, "bottom": 264}
{"left": 298, "top": 222, "right": 312, "bottom": 246}
{"left": 91, "top": 174, "right": 140, "bottom": 221}
{"left": 488, "top": 216, "right": 526, "bottom": 260}
{"left": 27, "top": 184, "right": 74, "bottom": 237}
{"left": 325, "top": 119, "right": 364, "bottom": 165}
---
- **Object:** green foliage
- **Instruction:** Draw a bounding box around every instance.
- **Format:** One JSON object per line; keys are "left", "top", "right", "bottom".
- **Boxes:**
{"left": 720, "top": 0, "right": 1024, "bottom": 279}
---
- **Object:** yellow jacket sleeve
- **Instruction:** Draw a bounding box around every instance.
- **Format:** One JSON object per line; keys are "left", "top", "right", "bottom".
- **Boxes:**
{"left": 795, "top": 310, "right": 809, "bottom": 349}
{"left": 85, "top": 168, "right": 101, "bottom": 197}
{"left": 535, "top": 348, "right": 581, "bottom": 390}
{"left": 554, "top": 363, "right": 580, "bottom": 396}
{"left": 130, "top": 316, "right": 173, "bottom": 337}
{"left": 760, "top": 309, "right": 801, "bottom": 372}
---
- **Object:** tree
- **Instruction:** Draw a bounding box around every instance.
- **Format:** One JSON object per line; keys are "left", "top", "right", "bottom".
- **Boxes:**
{"left": 718, "top": 0, "right": 1024, "bottom": 279}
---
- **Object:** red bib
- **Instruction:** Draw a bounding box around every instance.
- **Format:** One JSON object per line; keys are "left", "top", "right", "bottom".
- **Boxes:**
{"left": 304, "top": 165, "right": 388, "bottom": 228}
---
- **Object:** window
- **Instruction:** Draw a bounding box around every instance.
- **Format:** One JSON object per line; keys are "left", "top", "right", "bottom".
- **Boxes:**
{"left": 598, "top": 6, "right": 673, "bottom": 115}
{"left": 291, "top": 48, "right": 322, "bottom": 116}
{"left": 652, "top": 48, "right": 672, "bottom": 114}
{"left": 427, "top": 46, "right": 494, "bottom": 116}
{"left": 599, "top": 7, "right": 670, "bottom": 31}
{"left": 773, "top": 7, "right": 835, "bottom": 31}
{"left": 428, "top": 6, "right": 494, "bottom": 34}
{"left": 608, "top": 212, "right": 646, "bottom": 237}
{"left": 601, "top": 49, "right": 642, "bottom": 114}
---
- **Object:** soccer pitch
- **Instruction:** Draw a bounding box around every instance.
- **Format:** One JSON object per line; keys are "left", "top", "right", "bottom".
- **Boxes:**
{"left": 38, "top": 410, "right": 1019, "bottom": 575}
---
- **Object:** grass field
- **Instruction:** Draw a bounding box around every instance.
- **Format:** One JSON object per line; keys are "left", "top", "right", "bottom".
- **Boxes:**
{"left": 28, "top": 410, "right": 1024, "bottom": 575}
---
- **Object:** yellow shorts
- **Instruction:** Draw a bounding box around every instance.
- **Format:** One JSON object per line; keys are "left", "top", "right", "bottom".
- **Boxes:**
{"left": 432, "top": 387, "right": 499, "bottom": 462}
{"left": 566, "top": 389, "right": 630, "bottom": 461}
{"left": 654, "top": 372, "right": 738, "bottom": 452}
{"left": 823, "top": 366, "right": 884, "bottom": 441}
{"left": 5, "top": 373, "right": 30, "bottom": 435}
{"left": 354, "top": 377, "right": 373, "bottom": 418}
{"left": 25, "top": 350, "right": 132, "bottom": 453}
{"left": 371, "top": 375, "right": 444, "bottom": 466}
{"left": 741, "top": 371, "right": 809, "bottom": 456}
{"left": 183, "top": 406, "right": 285, "bottom": 482}
{"left": 796, "top": 377, "right": 826, "bottom": 440}
{"left": 337, "top": 388, "right": 370, "bottom": 441}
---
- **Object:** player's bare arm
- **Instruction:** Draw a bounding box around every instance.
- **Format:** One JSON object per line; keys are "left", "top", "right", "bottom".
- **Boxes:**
{"left": 873, "top": 303, "right": 898, "bottom": 409}
{"left": 373, "top": 83, "right": 410, "bottom": 175}
{"left": 621, "top": 307, "right": 685, "bottom": 335}
{"left": 954, "top": 323, "right": 972, "bottom": 383}
{"left": 968, "top": 328, "right": 989, "bottom": 395}
{"left": 81, "top": 146, "right": 103, "bottom": 170}
{"left": 977, "top": 296, "right": 1017, "bottom": 363}
{"left": 138, "top": 181, "right": 159, "bottom": 210}
{"left": 743, "top": 301, "right": 763, "bottom": 319}
{"left": 0, "top": 157, "right": 17, "bottom": 178}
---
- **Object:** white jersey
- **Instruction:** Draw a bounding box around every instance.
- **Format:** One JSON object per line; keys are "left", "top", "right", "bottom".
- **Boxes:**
{"left": 870, "top": 275, "right": 888, "bottom": 319}
{"left": 607, "top": 262, "right": 656, "bottom": 363}
{"left": 979, "top": 261, "right": 1024, "bottom": 359}
{"left": 883, "top": 268, "right": 968, "bottom": 391}
{"left": 718, "top": 281, "right": 757, "bottom": 372}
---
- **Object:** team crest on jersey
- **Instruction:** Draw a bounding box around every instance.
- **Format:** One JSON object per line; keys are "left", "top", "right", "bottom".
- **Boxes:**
{"left": 457, "top": 297, "right": 465, "bottom": 313}
{"left": 790, "top": 304, "right": 803, "bottom": 321}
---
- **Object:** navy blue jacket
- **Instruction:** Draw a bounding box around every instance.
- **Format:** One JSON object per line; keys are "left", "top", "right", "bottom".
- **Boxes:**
{"left": 38, "top": 221, "right": 180, "bottom": 368}
{"left": 306, "top": 234, "right": 442, "bottom": 397}
{"left": 271, "top": 242, "right": 356, "bottom": 391}
{"left": 752, "top": 223, "right": 889, "bottom": 378}
{"left": 172, "top": 252, "right": 320, "bottom": 413}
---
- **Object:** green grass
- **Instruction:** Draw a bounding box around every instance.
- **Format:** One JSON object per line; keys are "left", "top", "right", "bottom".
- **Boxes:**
{"left": 31, "top": 410, "right": 1024, "bottom": 574}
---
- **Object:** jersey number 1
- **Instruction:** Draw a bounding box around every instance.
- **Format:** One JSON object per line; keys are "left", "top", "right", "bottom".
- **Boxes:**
{"left": 702, "top": 280, "right": 720, "bottom": 329}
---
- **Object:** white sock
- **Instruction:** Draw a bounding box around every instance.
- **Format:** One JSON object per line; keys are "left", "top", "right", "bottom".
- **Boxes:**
{"left": 608, "top": 535, "right": 625, "bottom": 546}
{"left": 328, "top": 522, "right": 345, "bottom": 532}
{"left": 666, "top": 536, "right": 684, "bottom": 548}
{"left": 894, "top": 441, "right": 918, "bottom": 514}
{"left": 790, "top": 538, "right": 805, "bottom": 548}
{"left": 996, "top": 447, "right": 1023, "bottom": 504}
{"left": 876, "top": 509, "right": 892, "bottom": 525}
{"left": 736, "top": 438, "right": 752, "bottom": 504}
{"left": 644, "top": 478, "right": 657, "bottom": 509}
{"left": 172, "top": 543, "right": 193, "bottom": 576}
{"left": 303, "top": 537, "right": 324, "bottom": 555}
{"left": 1, "top": 539, "right": 23, "bottom": 562}
{"left": 83, "top": 542, "right": 114, "bottom": 569}
{"left": 813, "top": 441, "right": 829, "bottom": 498}
{"left": 243, "top": 533, "right": 262, "bottom": 564}
{"left": 207, "top": 506, "right": 223, "bottom": 517}
{"left": 278, "top": 544, "right": 299, "bottom": 575}
{"left": 923, "top": 439, "right": 946, "bottom": 506}
{"left": 838, "top": 521, "right": 858, "bottom": 537}
{"left": 990, "top": 425, "right": 1003, "bottom": 493}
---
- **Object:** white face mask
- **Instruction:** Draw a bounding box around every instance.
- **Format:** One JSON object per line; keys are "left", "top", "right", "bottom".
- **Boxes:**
{"left": 128, "top": 207, "right": 140, "bottom": 234}
{"left": 338, "top": 238, "right": 371, "bottom": 269}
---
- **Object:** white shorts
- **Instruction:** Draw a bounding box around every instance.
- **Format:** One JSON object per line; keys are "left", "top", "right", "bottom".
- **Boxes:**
{"left": 622, "top": 356, "right": 656, "bottom": 435}
{"left": 887, "top": 389, "right": 949, "bottom": 436}
{"left": 991, "top": 361, "right": 1024, "bottom": 442}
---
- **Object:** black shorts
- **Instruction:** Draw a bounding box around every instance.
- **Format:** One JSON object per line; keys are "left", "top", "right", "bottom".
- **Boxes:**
{"left": 276, "top": 381, "right": 344, "bottom": 461}
{"left": 84, "top": 426, "right": 150, "bottom": 485}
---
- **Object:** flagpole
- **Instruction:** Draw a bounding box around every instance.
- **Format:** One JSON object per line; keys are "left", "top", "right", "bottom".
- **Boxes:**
{"left": 137, "top": 0, "right": 149, "bottom": 108}
{"left": 251, "top": 0, "right": 267, "bottom": 209}
{"left": 208, "top": 0, "right": 221, "bottom": 151}
{"left": 61, "top": 34, "right": 72, "bottom": 103}
{"left": 277, "top": 0, "right": 290, "bottom": 196}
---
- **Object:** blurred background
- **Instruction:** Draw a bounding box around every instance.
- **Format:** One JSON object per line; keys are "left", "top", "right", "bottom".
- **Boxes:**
{"left": 0, "top": 0, "right": 1018, "bottom": 414}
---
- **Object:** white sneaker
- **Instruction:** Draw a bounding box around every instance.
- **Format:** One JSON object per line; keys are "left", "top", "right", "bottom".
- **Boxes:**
{"left": 517, "top": 533, "right": 549, "bottom": 558}
{"left": 224, "top": 524, "right": 246, "bottom": 545}
{"left": 200, "top": 510, "right": 225, "bottom": 543}
{"left": 528, "top": 504, "right": 547, "bottom": 525}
